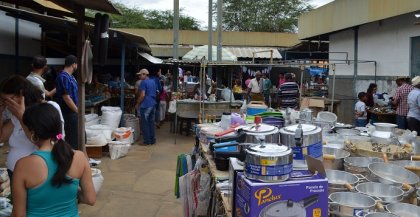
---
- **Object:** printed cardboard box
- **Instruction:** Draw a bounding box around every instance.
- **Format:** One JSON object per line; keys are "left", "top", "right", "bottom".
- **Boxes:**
{"left": 235, "top": 172, "right": 328, "bottom": 217}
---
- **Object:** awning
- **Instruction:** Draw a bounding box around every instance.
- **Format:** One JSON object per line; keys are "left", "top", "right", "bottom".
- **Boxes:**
{"left": 45, "top": 0, "right": 120, "bottom": 15}
{"left": 138, "top": 52, "right": 164, "bottom": 64}
{"left": 226, "top": 47, "right": 282, "bottom": 59}
{"left": 182, "top": 45, "right": 237, "bottom": 61}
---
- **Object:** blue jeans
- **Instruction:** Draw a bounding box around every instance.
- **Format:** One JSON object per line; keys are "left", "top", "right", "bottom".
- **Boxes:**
{"left": 396, "top": 115, "right": 407, "bottom": 129}
{"left": 140, "top": 106, "right": 156, "bottom": 144}
{"left": 355, "top": 119, "right": 367, "bottom": 127}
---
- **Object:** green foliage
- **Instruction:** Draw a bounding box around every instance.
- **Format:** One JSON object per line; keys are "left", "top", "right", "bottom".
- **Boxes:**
{"left": 217, "top": 0, "right": 313, "bottom": 32}
{"left": 87, "top": 2, "right": 200, "bottom": 30}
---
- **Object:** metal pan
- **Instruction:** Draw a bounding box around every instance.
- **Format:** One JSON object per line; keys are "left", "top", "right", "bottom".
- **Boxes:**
{"left": 385, "top": 203, "right": 420, "bottom": 217}
{"left": 259, "top": 194, "right": 319, "bottom": 217}
{"left": 329, "top": 192, "right": 376, "bottom": 217}
{"left": 344, "top": 157, "right": 384, "bottom": 176}
{"left": 368, "top": 162, "right": 419, "bottom": 186}
{"left": 326, "top": 170, "right": 363, "bottom": 194}
{"left": 323, "top": 147, "right": 351, "bottom": 170}
{"left": 389, "top": 160, "right": 420, "bottom": 177}
{"left": 355, "top": 182, "right": 404, "bottom": 204}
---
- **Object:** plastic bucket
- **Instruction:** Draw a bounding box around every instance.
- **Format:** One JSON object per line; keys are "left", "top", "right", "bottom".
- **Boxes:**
{"left": 247, "top": 101, "right": 267, "bottom": 115}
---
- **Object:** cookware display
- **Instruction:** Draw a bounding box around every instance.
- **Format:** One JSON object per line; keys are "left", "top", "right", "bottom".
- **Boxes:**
{"left": 329, "top": 192, "right": 377, "bottom": 217}
{"left": 323, "top": 147, "right": 351, "bottom": 170}
{"left": 259, "top": 194, "right": 319, "bottom": 217}
{"left": 368, "top": 163, "right": 419, "bottom": 186}
{"left": 355, "top": 182, "right": 404, "bottom": 204}
{"left": 326, "top": 170, "right": 362, "bottom": 194}
{"left": 385, "top": 203, "right": 420, "bottom": 217}
{"left": 279, "top": 124, "right": 322, "bottom": 169}
{"left": 344, "top": 157, "right": 384, "bottom": 176}
{"left": 245, "top": 143, "right": 293, "bottom": 182}
{"left": 242, "top": 124, "right": 281, "bottom": 144}
{"left": 389, "top": 160, "right": 420, "bottom": 177}
{"left": 363, "top": 213, "right": 398, "bottom": 217}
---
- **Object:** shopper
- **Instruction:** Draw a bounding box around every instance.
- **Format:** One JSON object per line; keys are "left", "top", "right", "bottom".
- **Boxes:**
{"left": 0, "top": 76, "right": 44, "bottom": 179}
{"left": 354, "top": 92, "right": 368, "bottom": 127}
{"left": 366, "top": 83, "right": 377, "bottom": 123}
{"left": 11, "top": 103, "right": 95, "bottom": 217}
{"left": 277, "top": 73, "right": 299, "bottom": 109}
{"left": 135, "top": 69, "right": 157, "bottom": 145}
{"left": 407, "top": 76, "right": 420, "bottom": 133}
{"left": 54, "top": 55, "right": 79, "bottom": 150}
{"left": 247, "top": 71, "right": 264, "bottom": 102}
{"left": 392, "top": 77, "right": 413, "bottom": 129}
{"left": 262, "top": 74, "right": 272, "bottom": 105}
{"left": 26, "top": 55, "right": 56, "bottom": 98}
{"left": 150, "top": 69, "right": 163, "bottom": 128}
{"left": 278, "top": 73, "right": 286, "bottom": 88}
{"left": 159, "top": 81, "right": 168, "bottom": 126}
{"left": 233, "top": 79, "right": 243, "bottom": 100}
{"left": 134, "top": 71, "right": 143, "bottom": 97}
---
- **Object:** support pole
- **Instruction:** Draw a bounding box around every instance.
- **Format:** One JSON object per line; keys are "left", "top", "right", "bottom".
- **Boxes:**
{"left": 216, "top": 0, "right": 222, "bottom": 62}
{"left": 208, "top": 0, "right": 213, "bottom": 77}
{"left": 14, "top": 3, "right": 19, "bottom": 74}
{"left": 120, "top": 42, "right": 126, "bottom": 115}
{"left": 173, "top": 0, "right": 180, "bottom": 60}
{"left": 76, "top": 6, "right": 86, "bottom": 152}
{"left": 331, "top": 64, "right": 336, "bottom": 113}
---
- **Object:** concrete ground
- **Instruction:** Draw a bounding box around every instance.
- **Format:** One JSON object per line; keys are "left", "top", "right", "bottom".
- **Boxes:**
{"left": 0, "top": 124, "right": 194, "bottom": 217}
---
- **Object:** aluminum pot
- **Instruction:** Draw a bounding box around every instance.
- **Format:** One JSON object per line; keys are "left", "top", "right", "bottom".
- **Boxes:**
{"left": 368, "top": 163, "right": 419, "bottom": 186}
{"left": 344, "top": 157, "right": 384, "bottom": 176}
{"left": 326, "top": 170, "right": 363, "bottom": 194}
{"left": 259, "top": 194, "right": 319, "bottom": 217}
{"left": 242, "top": 124, "right": 281, "bottom": 144}
{"left": 417, "top": 189, "right": 420, "bottom": 206}
{"left": 363, "top": 213, "right": 398, "bottom": 217}
{"left": 329, "top": 192, "right": 377, "bottom": 217}
{"left": 365, "top": 172, "right": 416, "bottom": 202}
{"left": 373, "top": 123, "right": 397, "bottom": 133}
{"left": 385, "top": 203, "right": 420, "bottom": 217}
{"left": 355, "top": 182, "right": 404, "bottom": 204}
{"left": 279, "top": 124, "right": 322, "bottom": 169}
{"left": 389, "top": 160, "right": 420, "bottom": 178}
{"left": 323, "top": 147, "right": 350, "bottom": 170}
{"left": 245, "top": 143, "right": 293, "bottom": 182}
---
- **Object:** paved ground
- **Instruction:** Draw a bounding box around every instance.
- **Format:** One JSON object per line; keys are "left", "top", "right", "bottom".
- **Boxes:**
{"left": 0, "top": 124, "right": 194, "bottom": 217}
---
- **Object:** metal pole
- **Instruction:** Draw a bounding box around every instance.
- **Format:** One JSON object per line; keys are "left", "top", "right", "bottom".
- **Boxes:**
{"left": 216, "top": 0, "right": 222, "bottom": 62}
{"left": 353, "top": 27, "right": 359, "bottom": 99}
{"left": 173, "top": 0, "right": 180, "bottom": 60}
{"left": 299, "top": 65, "right": 304, "bottom": 104}
{"left": 76, "top": 5, "right": 86, "bottom": 152}
{"left": 208, "top": 0, "right": 213, "bottom": 77}
{"left": 331, "top": 64, "right": 336, "bottom": 113}
{"left": 14, "top": 4, "right": 19, "bottom": 74}
{"left": 120, "top": 42, "right": 125, "bottom": 114}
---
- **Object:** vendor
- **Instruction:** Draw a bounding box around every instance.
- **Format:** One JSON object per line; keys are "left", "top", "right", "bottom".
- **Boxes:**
{"left": 233, "top": 79, "right": 243, "bottom": 100}
{"left": 392, "top": 77, "right": 413, "bottom": 129}
{"left": 247, "top": 71, "right": 264, "bottom": 102}
{"left": 262, "top": 73, "right": 272, "bottom": 105}
{"left": 407, "top": 76, "right": 420, "bottom": 133}
{"left": 193, "top": 84, "right": 207, "bottom": 100}
{"left": 366, "top": 83, "right": 377, "bottom": 123}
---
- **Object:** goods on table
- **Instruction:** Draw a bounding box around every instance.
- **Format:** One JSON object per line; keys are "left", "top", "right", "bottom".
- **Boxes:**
{"left": 345, "top": 140, "right": 413, "bottom": 160}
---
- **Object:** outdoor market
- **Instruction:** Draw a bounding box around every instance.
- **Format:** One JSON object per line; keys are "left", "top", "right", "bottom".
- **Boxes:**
{"left": 0, "top": 0, "right": 420, "bottom": 217}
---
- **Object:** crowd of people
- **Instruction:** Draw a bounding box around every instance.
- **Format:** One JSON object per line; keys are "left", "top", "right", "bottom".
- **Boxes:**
{"left": 354, "top": 76, "right": 420, "bottom": 133}
{"left": 0, "top": 55, "right": 96, "bottom": 216}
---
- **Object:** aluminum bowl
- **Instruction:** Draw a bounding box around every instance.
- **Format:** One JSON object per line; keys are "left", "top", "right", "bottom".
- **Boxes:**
{"left": 385, "top": 203, "right": 420, "bottom": 217}
{"left": 344, "top": 157, "right": 384, "bottom": 176}
{"left": 323, "top": 147, "right": 350, "bottom": 170}
{"left": 326, "top": 169, "right": 361, "bottom": 193}
{"left": 355, "top": 182, "right": 404, "bottom": 204}
{"left": 368, "top": 162, "right": 419, "bottom": 185}
{"left": 329, "top": 192, "right": 376, "bottom": 217}
{"left": 364, "top": 213, "right": 398, "bottom": 217}
{"left": 389, "top": 160, "right": 420, "bottom": 177}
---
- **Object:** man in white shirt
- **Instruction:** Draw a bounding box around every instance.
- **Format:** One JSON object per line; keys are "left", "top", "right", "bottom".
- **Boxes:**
{"left": 26, "top": 56, "right": 56, "bottom": 98}
{"left": 247, "top": 71, "right": 264, "bottom": 101}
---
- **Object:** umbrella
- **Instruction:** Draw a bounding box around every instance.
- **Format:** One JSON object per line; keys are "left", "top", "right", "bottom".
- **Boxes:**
{"left": 182, "top": 45, "right": 237, "bottom": 61}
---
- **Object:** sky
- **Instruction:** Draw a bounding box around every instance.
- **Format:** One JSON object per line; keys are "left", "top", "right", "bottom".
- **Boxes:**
{"left": 114, "top": 0, "right": 335, "bottom": 28}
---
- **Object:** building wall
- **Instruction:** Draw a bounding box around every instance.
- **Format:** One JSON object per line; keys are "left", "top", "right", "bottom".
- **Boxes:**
{"left": 0, "top": 11, "right": 41, "bottom": 77}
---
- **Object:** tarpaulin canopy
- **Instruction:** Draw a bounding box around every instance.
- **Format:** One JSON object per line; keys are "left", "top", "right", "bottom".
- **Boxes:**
{"left": 182, "top": 45, "right": 237, "bottom": 61}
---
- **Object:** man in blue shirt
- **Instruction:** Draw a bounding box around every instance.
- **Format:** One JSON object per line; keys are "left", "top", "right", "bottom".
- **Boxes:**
{"left": 407, "top": 76, "right": 420, "bottom": 133}
{"left": 150, "top": 69, "right": 163, "bottom": 128}
{"left": 54, "top": 55, "right": 79, "bottom": 149}
{"left": 135, "top": 69, "right": 157, "bottom": 145}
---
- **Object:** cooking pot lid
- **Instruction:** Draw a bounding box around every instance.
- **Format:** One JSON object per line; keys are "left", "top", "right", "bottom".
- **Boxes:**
{"left": 248, "top": 143, "right": 289, "bottom": 154}
{"left": 261, "top": 201, "right": 304, "bottom": 217}
{"left": 283, "top": 124, "right": 317, "bottom": 133}
{"left": 242, "top": 124, "right": 276, "bottom": 133}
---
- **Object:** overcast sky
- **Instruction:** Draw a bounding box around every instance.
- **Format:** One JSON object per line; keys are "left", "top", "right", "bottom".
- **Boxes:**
{"left": 114, "top": 0, "right": 334, "bottom": 28}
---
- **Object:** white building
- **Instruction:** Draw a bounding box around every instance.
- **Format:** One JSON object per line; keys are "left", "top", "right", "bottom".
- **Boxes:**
{"left": 299, "top": 0, "right": 420, "bottom": 123}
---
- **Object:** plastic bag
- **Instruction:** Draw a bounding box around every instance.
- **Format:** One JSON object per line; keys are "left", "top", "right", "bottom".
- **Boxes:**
{"left": 100, "top": 106, "right": 122, "bottom": 130}
{"left": 86, "top": 134, "right": 107, "bottom": 147}
{"left": 168, "top": 100, "right": 176, "bottom": 113}
{"left": 108, "top": 142, "right": 131, "bottom": 160}
{"left": 86, "top": 124, "right": 113, "bottom": 142}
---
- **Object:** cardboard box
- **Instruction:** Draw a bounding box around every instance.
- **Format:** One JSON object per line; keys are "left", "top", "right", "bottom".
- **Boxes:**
{"left": 300, "top": 98, "right": 325, "bottom": 116}
{"left": 235, "top": 172, "right": 328, "bottom": 217}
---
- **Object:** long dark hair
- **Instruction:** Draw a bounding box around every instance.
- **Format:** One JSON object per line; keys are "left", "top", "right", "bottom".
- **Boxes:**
{"left": 367, "top": 83, "right": 377, "bottom": 94}
{"left": 22, "top": 103, "right": 74, "bottom": 187}
{"left": 0, "top": 75, "right": 43, "bottom": 107}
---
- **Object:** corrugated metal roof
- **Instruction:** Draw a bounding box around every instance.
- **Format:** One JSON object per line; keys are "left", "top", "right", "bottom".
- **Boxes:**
{"left": 47, "top": 0, "right": 120, "bottom": 14}
{"left": 226, "top": 47, "right": 282, "bottom": 59}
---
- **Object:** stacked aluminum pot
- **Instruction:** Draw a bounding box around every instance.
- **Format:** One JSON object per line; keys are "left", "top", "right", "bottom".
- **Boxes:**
{"left": 279, "top": 124, "right": 322, "bottom": 169}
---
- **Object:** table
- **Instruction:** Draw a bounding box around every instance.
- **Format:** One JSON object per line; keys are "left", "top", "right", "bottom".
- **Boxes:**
{"left": 200, "top": 141, "right": 232, "bottom": 217}
{"left": 367, "top": 110, "right": 396, "bottom": 124}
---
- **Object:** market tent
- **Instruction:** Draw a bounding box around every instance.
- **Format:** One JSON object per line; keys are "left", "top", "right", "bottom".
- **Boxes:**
{"left": 226, "top": 47, "right": 282, "bottom": 59}
{"left": 182, "top": 45, "right": 237, "bottom": 61}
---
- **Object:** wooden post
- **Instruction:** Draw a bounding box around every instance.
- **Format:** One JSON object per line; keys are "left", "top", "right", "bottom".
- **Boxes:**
{"left": 75, "top": 5, "right": 86, "bottom": 152}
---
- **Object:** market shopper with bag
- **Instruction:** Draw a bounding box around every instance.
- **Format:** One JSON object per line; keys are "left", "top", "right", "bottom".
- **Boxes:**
{"left": 11, "top": 103, "right": 96, "bottom": 217}
{"left": 135, "top": 69, "right": 158, "bottom": 145}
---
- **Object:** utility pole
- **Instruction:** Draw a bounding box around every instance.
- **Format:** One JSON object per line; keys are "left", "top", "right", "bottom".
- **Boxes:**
{"left": 208, "top": 0, "right": 213, "bottom": 77}
{"left": 216, "top": 0, "right": 222, "bottom": 62}
{"left": 173, "top": 0, "right": 180, "bottom": 60}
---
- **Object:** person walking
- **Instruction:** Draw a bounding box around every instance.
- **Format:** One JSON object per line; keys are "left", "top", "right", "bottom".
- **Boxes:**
{"left": 26, "top": 55, "right": 56, "bottom": 98}
{"left": 247, "top": 71, "right": 264, "bottom": 102}
{"left": 392, "top": 77, "right": 413, "bottom": 129}
{"left": 54, "top": 55, "right": 79, "bottom": 150}
{"left": 135, "top": 69, "right": 157, "bottom": 145}
{"left": 11, "top": 103, "right": 96, "bottom": 217}
{"left": 407, "top": 76, "right": 420, "bottom": 133}
{"left": 277, "top": 73, "right": 300, "bottom": 109}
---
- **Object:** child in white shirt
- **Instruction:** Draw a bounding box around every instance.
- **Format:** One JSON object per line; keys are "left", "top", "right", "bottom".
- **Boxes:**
{"left": 354, "top": 92, "right": 368, "bottom": 127}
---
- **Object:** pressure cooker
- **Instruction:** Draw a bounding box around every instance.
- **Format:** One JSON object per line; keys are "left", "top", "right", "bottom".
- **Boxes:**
{"left": 279, "top": 124, "right": 322, "bottom": 170}
{"left": 259, "top": 194, "right": 319, "bottom": 217}
{"left": 245, "top": 143, "right": 293, "bottom": 182}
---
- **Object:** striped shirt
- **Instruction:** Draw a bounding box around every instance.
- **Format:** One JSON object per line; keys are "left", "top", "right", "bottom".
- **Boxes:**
{"left": 278, "top": 82, "right": 299, "bottom": 109}
{"left": 393, "top": 83, "right": 414, "bottom": 116}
